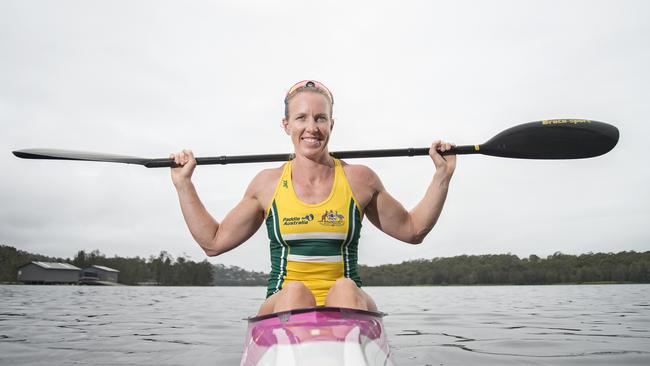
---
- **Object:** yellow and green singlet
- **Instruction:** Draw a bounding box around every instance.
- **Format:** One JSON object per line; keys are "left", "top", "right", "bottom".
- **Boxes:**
{"left": 265, "top": 158, "right": 363, "bottom": 305}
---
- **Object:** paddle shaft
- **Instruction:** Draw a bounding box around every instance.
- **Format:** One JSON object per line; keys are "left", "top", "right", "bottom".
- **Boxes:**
{"left": 144, "top": 146, "right": 474, "bottom": 168}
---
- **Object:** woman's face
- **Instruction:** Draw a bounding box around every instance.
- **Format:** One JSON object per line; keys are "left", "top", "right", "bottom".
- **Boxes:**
{"left": 282, "top": 91, "right": 334, "bottom": 158}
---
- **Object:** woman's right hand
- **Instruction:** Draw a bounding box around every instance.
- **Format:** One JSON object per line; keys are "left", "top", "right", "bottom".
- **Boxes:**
{"left": 170, "top": 149, "right": 197, "bottom": 188}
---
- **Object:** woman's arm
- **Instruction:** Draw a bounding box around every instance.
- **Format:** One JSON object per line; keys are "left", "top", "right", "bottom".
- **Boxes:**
{"left": 171, "top": 150, "right": 268, "bottom": 256}
{"left": 363, "top": 140, "right": 456, "bottom": 244}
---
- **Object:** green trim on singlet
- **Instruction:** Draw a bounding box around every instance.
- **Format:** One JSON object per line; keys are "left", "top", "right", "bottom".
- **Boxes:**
{"left": 266, "top": 200, "right": 288, "bottom": 296}
{"left": 285, "top": 240, "right": 343, "bottom": 256}
{"left": 342, "top": 199, "right": 362, "bottom": 286}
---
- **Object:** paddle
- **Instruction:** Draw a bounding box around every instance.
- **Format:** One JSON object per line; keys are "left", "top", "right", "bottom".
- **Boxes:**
{"left": 12, "top": 119, "right": 618, "bottom": 168}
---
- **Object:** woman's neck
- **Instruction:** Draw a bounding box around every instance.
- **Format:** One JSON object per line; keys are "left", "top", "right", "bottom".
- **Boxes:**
{"left": 291, "top": 152, "right": 334, "bottom": 183}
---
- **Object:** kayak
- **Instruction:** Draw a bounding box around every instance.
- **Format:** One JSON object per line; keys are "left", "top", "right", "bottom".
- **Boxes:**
{"left": 240, "top": 307, "right": 394, "bottom": 366}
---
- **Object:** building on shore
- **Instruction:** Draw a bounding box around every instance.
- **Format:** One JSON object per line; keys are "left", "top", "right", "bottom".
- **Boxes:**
{"left": 79, "top": 265, "right": 120, "bottom": 285}
{"left": 17, "top": 262, "right": 81, "bottom": 284}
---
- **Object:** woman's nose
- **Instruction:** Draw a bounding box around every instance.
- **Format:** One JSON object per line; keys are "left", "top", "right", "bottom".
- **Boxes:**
{"left": 305, "top": 117, "right": 318, "bottom": 130}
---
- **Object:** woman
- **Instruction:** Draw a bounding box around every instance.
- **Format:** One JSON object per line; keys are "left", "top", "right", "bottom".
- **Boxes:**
{"left": 170, "top": 80, "right": 456, "bottom": 315}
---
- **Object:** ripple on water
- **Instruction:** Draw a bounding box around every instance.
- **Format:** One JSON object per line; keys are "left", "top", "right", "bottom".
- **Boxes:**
{"left": 2, "top": 285, "right": 650, "bottom": 366}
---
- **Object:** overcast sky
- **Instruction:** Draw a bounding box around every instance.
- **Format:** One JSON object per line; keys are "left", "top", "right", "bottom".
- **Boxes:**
{"left": 2, "top": 0, "right": 648, "bottom": 271}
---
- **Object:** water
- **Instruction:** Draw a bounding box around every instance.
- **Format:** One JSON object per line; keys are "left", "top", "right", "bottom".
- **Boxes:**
{"left": 0, "top": 285, "right": 648, "bottom": 365}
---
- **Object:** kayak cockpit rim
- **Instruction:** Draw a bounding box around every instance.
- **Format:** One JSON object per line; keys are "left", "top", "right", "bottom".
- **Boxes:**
{"left": 245, "top": 306, "right": 387, "bottom": 323}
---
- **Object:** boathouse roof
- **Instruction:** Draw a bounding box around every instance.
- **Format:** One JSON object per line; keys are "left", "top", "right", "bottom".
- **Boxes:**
{"left": 24, "top": 261, "right": 81, "bottom": 270}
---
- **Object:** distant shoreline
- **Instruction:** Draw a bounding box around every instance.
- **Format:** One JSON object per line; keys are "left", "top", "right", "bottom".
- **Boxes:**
{"left": 3, "top": 245, "right": 649, "bottom": 286}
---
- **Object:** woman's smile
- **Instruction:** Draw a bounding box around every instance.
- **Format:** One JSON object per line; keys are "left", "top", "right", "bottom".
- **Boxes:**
{"left": 300, "top": 135, "right": 322, "bottom": 147}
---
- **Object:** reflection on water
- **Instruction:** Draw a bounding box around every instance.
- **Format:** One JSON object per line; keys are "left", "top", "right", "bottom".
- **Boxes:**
{"left": 0, "top": 285, "right": 648, "bottom": 365}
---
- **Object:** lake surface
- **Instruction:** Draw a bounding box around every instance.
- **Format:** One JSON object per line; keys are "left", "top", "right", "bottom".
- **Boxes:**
{"left": 1, "top": 284, "right": 648, "bottom": 365}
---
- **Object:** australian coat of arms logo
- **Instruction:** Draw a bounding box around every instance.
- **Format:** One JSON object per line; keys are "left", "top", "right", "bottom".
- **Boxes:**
{"left": 319, "top": 210, "right": 345, "bottom": 226}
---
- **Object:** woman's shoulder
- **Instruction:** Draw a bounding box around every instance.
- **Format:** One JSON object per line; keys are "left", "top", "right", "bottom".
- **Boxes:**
{"left": 249, "top": 165, "right": 284, "bottom": 188}
{"left": 244, "top": 165, "right": 285, "bottom": 213}
{"left": 339, "top": 160, "right": 381, "bottom": 189}
{"left": 338, "top": 161, "right": 382, "bottom": 209}
{"left": 244, "top": 164, "right": 285, "bottom": 197}
{"left": 340, "top": 160, "right": 377, "bottom": 178}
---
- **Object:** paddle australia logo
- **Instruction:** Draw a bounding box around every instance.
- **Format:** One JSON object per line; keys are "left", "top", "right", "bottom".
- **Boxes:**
{"left": 282, "top": 214, "right": 314, "bottom": 226}
{"left": 319, "top": 210, "right": 345, "bottom": 226}
{"left": 542, "top": 119, "right": 590, "bottom": 125}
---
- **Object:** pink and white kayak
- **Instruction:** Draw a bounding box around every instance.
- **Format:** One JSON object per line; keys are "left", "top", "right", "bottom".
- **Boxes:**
{"left": 241, "top": 307, "right": 394, "bottom": 366}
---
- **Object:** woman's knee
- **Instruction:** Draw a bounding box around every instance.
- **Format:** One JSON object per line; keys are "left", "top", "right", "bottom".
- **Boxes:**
{"left": 281, "top": 281, "right": 313, "bottom": 297}
{"left": 329, "top": 277, "right": 358, "bottom": 294}
{"left": 276, "top": 281, "right": 316, "bottom": 308}
{"left": 325, "top": 278, "right": 377, "bottom": 311}
{"left": 326, "top": 278, "right": 366, "bottom": 308}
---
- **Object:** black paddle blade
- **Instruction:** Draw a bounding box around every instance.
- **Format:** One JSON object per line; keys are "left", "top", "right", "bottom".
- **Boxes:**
{"left": 12, "top": 149, "right": 150, "bottom": 165}
{"left": 479, "top": 120, "right": 619, "bottom": 159}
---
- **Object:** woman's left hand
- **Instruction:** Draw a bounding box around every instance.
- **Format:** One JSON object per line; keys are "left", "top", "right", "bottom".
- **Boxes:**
{"left": 429, "top": 140, "right": 456, "bottom": 177}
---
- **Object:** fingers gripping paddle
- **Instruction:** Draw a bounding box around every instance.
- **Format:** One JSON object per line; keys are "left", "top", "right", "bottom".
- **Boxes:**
{"left": 12, "top": 119, "right": 619, "bottom": 167}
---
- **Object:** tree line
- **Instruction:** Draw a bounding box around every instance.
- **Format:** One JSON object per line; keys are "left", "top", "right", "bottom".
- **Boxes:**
{"left": 2, "top": 245, "right": 649, "bottom": 286}
{"left": 359, "top": 251, "right": 650, "bottom": 285}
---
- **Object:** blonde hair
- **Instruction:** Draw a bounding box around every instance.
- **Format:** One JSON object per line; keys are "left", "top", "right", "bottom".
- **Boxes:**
{"left": 284, "top": 83, "right": 334, "bottom": 118}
